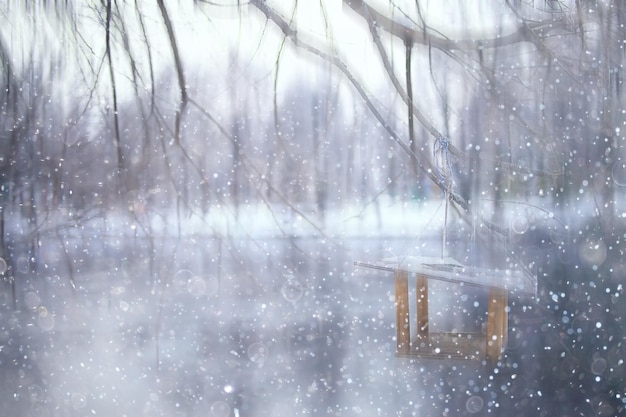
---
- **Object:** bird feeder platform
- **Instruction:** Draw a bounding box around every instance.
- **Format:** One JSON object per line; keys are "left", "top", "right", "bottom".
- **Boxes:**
{"left": 354, "top": 256, "right": 536, "bottom": 364}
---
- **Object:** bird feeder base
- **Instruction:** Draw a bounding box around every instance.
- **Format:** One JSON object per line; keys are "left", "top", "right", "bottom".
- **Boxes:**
{"left": 355, "top": 256, "right": 535, "bottom": 365}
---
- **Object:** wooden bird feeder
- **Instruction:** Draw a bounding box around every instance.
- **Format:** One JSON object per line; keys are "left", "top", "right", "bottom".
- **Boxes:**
{"left": 354, "top": 256, "right": 536, "bottom": 364}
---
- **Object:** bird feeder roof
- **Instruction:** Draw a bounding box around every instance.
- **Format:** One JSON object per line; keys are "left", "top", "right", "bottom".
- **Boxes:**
{"left": 355, "top": 256, "right": 537, "bottom": 297}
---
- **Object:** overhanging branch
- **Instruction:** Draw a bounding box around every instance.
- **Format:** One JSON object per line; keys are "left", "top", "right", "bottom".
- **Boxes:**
{"left": 249, "top": 0, "right": 468, "bottom": 208}
{"left": 249, "top": 0, "right": 519, "bottom": 240}
{"left": 346, "top": 0, "right": 551, "bottom": 51}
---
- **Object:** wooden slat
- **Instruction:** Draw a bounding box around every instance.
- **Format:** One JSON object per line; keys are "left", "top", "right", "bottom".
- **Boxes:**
{"left": 486, "top": 288, "right": 508, "bottom": 364}
{"left": 410, "top": 333, "right": 485, "bottom": 360}
{"left": 394, "top": 269, "right": 410, "bottom": 355}
{"left": 416, "top": 274, "right": 429, "bottom": 338}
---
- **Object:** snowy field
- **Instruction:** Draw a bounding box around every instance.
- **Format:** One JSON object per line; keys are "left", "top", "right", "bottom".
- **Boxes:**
{"left": 1, "top": 199, "right": 624, "bottom": 416}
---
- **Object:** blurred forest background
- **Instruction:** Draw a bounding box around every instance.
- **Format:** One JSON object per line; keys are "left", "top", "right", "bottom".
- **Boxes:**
{"left": 0, "top": 0, "right": 624, "bottom": 269}
{"left": 1, "top": 1, "right": 626, "bottom": 416}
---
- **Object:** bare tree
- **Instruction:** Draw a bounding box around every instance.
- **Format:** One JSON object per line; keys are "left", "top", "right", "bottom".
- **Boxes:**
{"left": 247, "top": 0, "right": 624, "bottom": 230}
{"left": 1, "top": 0, "right": 625, "bottom": 286}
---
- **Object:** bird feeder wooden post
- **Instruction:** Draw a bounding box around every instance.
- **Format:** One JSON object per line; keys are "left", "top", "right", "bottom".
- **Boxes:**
{"left": 486, "top": 288, "right": 508, "bottom": 363}
{"left": 355, "top": 256, "right": 536, "bottom": 365}
{"left": 394, "top": 269, "right": 410, "bottom": 355}
{"left": 416, "top": 274, "right": 429, "bottom": 338}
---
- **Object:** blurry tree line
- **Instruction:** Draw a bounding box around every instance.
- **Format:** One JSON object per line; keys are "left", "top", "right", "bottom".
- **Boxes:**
{"left": 0, "top": 0, "right": 625, "bottom": 282}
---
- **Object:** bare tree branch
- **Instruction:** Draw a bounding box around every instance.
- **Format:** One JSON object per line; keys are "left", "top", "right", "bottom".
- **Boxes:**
{"left": 104, "top": 0, "right": 124, "bottom": 177}
{"left": 157, "top": 0, "right": 188, "bottom": 145}
{"left": 249, "top": 0, "right": 459, "bottom": 202}
{"left": 346, "top": 0, "right": 571, "bottom": 53}
{"left": 249, "top": 0, "right": 526, "bottom": 243}
{"left": 134, "top": 0, "right": 156, "bottom": 116}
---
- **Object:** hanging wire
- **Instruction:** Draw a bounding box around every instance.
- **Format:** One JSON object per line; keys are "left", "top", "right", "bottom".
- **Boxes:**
{"left": 433, "top": 133, "right": 455, "bottom": 259}
{"left": 433, "top": 133, "right": 454, "bottom": 189}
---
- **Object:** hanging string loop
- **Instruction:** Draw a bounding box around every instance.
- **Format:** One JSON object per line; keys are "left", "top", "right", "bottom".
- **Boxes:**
{"left": 433, "top": 133, "right": 456, "bottom": 259}
{"left": 433, "top": 133, "right": 455, "bottom": 190}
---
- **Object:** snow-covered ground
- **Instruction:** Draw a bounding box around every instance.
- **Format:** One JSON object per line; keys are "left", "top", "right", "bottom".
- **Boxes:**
{"left": 1, "top": 198, "right": 623, "bottom": 416}
{"left": 81, "top": 196, "right": 577, "bottom": 265}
